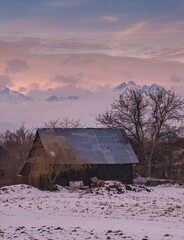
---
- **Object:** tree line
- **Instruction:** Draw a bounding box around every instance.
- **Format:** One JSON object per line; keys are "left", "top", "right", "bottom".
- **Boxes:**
{"left": 0, "top": 87, "right": 184, "bottom": 178}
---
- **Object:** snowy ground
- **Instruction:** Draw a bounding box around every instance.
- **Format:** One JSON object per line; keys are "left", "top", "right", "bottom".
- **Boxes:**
{"left": 0, "top": 183, "right": 184, "bottom": 240}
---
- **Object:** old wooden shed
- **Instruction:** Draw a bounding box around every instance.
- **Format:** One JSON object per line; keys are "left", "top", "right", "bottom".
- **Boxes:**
{"left": 20, "top": 128, "right": 138, "bottom": 187}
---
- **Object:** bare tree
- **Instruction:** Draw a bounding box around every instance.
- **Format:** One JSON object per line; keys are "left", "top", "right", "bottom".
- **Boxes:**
{"left": 0, "top": 123, "right": 35, "bottom": 175}
{"left": 97, "top": 88, "right": 184, "bottom": 176}
{"left": 44, "top": 117, "right": 84, "bottom": 128}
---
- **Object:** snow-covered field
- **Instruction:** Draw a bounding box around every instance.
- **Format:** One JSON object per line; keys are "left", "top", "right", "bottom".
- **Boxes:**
{"left": 0, "top": 183, "right": 184, "bottom": 240}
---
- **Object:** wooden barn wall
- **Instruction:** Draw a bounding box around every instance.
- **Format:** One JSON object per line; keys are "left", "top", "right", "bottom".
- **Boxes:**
{"left": 20, "top": 162, "right": 31, "bottom": 176}
{"left": 56, "top": 164, "right": 133, "bottom": 186}
{"left": 0, "top": 176, "right": 29, "bottom": 187}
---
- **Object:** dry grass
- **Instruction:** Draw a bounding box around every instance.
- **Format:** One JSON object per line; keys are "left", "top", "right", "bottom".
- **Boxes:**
{"left": 29, "top": 135, "right": 88, "bottom": 189}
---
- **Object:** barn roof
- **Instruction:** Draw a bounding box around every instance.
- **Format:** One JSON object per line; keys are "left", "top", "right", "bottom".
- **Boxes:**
{"left": 36, "top": 128, "right": 138, "bottom": 165}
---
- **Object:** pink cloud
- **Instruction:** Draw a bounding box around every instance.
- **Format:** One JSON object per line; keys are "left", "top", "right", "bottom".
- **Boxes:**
{"left": 5, "top": 58, "right": 28, "bottom": 73}
{"left": 100, "top": 16, "right": 119, "bottom": 23}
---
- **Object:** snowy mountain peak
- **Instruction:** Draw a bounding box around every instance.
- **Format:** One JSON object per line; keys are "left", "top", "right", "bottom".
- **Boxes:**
{"left": 127, "top": 80, "right": 137, "bottom": 86}
{"left": 114, "top": 81, "right": 163, "bottom": 92}
{"left": 0, "top": 86, "right": 32, "bottom": 103}
{"left": 0, "top": 85, "right": 9, "bottom": 92}
{"left": 114, "top": 80, "right": 140, "bottom": 91}
{"left": 142, "top": 83, "right": 163, "bottom": 92}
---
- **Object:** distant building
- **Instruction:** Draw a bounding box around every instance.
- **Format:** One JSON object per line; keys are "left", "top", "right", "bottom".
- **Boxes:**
{"left": 20, "top": 128, "right": 138, "bottom": 188}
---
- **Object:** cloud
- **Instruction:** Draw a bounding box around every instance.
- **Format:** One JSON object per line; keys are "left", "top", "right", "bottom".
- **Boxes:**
{"left": 100, "top": 16, "right": 119, "bottom": 23}
{"left": 170, "top": 74, "right": 184, "bottom": 83}
{"left": 29, "top": 83, "right": 40, "bottom": 90}
{"left": 25, "top": 36, "right": 108, "bottom": 56}
{"left": 0, "top": 75, "right": 12, "bottom": 88}
{"left": 18, "top": 87, "right": 27, "bottom": 92}
{"left": 5, "top": 58, "right": 28, "bottom": 73}
{"left": 51, "top": 74, "right": 81, "bottom": 86}
{"left": 108, "top": 13, "right": 184, "bottom": 62}
{"left": 26, "top": 84, "right": 92, "bottom": 102}
{"left": 0, "top": 85, "right": 117, "bottom": 131}
{"left": 120, "top": 21, "right": 146, "bottom": 37}
{"left": 1, "top": 79, "right": 184, "bottom": 132}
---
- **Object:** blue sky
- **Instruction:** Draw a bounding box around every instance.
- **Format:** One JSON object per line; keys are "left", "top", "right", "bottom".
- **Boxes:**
{"left": 0, "top": 0, "right": 183, "bottom": 34}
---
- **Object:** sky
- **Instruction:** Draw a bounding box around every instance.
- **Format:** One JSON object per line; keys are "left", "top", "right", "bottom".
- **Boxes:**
{"left": 0, "top": 0, "right": 184, "bottom": 130}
